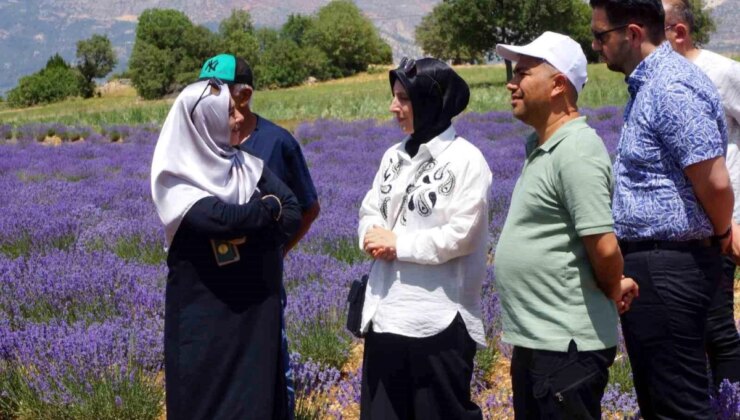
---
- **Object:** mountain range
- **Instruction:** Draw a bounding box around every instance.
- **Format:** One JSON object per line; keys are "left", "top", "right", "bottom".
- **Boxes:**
{"left": 0, "top": 0, "right": 737, "bottom": 95}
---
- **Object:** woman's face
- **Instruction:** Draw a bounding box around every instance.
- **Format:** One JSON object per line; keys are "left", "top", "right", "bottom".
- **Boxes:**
{"left": 228, "top": 96, "right": 244, "bottom": 146}
{"left": 389, "top": 80, "right": 414, "bottom": 135}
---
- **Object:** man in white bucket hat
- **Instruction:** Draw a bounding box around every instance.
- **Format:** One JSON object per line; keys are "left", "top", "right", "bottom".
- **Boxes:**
{"left": 493, "top": 31, "right": 638, "bottom": 419}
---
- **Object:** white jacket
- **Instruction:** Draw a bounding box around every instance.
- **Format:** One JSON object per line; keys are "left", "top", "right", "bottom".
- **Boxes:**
{"left": 358, "top": 125, "right": 492, "bottom": 346}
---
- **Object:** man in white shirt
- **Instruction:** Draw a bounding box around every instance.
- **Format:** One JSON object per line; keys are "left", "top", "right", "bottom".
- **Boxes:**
{"left": 358, "top": 57, "right": 491, "bottom": 420}
{"left": 663, "top": 0, "right": 740, "bottom": 389}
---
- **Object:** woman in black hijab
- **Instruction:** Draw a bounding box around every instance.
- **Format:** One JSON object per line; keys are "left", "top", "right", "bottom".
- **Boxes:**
{"left": 357, "top": 58, "right": 492, "bottom": 419}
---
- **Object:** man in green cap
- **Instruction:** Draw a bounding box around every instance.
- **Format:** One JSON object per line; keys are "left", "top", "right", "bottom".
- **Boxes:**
{"left": 199, "top": 54, "right": 320, "bottom": 419}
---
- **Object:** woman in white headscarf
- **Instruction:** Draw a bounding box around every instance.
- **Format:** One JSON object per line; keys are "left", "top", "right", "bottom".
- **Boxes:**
{"left": 151, "top": 79, "right": 301, "bottom": 420}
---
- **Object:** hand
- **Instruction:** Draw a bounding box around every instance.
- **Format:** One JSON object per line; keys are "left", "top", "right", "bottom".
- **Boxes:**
{"left": 727, "top": 221, "right": 740, "bottom": 264}
{"left": 614, "top": 277, "right": 639, "bottom": 315}
{"left": 371, "top": 246, "right": 397, "bottom": 261}
{"left": 363, "top": 226, "right": 397, "bottom": 261}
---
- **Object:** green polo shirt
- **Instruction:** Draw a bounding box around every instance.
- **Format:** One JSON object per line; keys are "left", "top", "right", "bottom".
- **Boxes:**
{"left": 494, "top": 116, "right": 618, "bottom": 352}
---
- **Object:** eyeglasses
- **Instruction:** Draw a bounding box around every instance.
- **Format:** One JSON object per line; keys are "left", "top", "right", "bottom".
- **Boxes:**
{"left": 664, "top": 23, "right": 678, "bottom": 31}
{"left": 592, "top": 24, "right": 631, "bottom": 44}
{"left": 189, "top": 77, "right": 224, "bottom": 123}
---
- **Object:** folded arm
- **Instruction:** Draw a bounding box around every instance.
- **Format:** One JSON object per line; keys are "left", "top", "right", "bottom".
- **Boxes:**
{"left": 182, "top": 168, "right": 302, "bottom": 244}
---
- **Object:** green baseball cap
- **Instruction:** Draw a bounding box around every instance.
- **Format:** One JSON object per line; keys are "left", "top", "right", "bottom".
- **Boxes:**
{"left": 199, "top": 54, "right": 254, "bottom": 87}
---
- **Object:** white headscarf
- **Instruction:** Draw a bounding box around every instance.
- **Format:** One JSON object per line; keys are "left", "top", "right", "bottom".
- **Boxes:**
{"left": 151, "top": 80, "right": 263, "bottom": 246}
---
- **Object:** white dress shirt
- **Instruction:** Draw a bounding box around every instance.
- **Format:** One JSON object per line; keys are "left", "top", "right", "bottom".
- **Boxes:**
{"left": 693, "top": 50, "right": 740, "bottom": 221}
{"left": 358, "top": 125, "right": 492, "bottom": 346}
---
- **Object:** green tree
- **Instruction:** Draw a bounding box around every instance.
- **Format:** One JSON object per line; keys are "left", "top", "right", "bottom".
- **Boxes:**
{"left": 218, "top": 10, "right": 260, "bottom": 69}
{"left": 129, "top": 9, "right": 219, "bottom": 99}
{"left": 670, "top": 0, "right": 716, "bottom": 46}
{"left": 304, "top": 0, "right": 392, "bottom": 77}
{"left": 256, "top": 38, "right": 331, "bottom": 88}
{"left": 690, "top": 0, "right": 716, "bottom": 46}
{"left": 415, "top": 0, "right": 595, "bottom": 77}
{"left": 255, "top": 27, "right": 280, "bottom": 53}
{"left": 415, "top": 2, "right": 484, "bottom": 63}
{"left": 6, "top": 54, "right": 82, "bottom": 107}
{"left": 502, "top": 0, "right": 596, "bottom": 63}
{"left": 129, "top": 41, "right": 176, "bottom": 99}
{"left": 76, "top": 34, "right": 117, "bottom": 98}
{"left": 281, "top": 14, "right": 314, "bottom": 46}
{"left": 46, "top": 54, "right": 70, "bottom": 70}
{"left": 179, "top": 24, "right": 221, "bottom": 86}
{"left": 219, "top": 9, "right": 255, "bottom": 35}
{"left": 248, "top": 26, "right": 330, "bottom": 88}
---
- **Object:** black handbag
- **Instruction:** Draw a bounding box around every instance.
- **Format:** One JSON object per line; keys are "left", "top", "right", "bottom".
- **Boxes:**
{"left": 346, "top": 273, "right": 369, "bottom": 338}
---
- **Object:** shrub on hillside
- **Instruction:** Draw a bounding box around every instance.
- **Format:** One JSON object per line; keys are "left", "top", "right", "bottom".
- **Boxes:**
{"left": 253, "top": 33, "right": 332, "bottom": 88}
{"left": 129, "top": 41, "right": 176, "bottom": 100}
{"left": 416, "top": 0, "right": 598, "bottom": 65}
{"left": 76, "top": 34, "right": 117, "bottom": 98}
{"left": 6, "top": 54, "right": 82, "bottom": 108}
{"left": 304, "top": 0, "right": 392, "bottom": 77}
{"left": 281, "top": 14, "right": 314, "bottom": 47}
{"left": 129, "top": 9, "right": 219, "bottom": 99}
{"left": 218, "top": 10, "right": 260, "bottom": 69}
{"left": 126, "top": 5, "right": 391, "bottom": 98}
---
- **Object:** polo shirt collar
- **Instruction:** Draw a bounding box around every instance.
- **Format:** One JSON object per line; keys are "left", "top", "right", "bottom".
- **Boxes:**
{"left": 397, "top": 125, "right": 457, "bottom": 162}
{"left": 525, "top": 116, "right": 588, "bottom": 157}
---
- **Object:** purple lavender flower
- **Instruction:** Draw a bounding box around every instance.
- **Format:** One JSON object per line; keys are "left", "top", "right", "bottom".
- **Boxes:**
{"left": 3, "top": 108, "right": 696, "bottom": 419}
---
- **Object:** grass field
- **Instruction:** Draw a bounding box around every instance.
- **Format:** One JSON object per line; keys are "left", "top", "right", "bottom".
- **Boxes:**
{"left": 0, "top": 64, "right": 628, "bottom": 130}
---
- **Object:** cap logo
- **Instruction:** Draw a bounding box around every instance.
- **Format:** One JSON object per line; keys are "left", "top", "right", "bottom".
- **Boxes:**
{"left": 205, "top": 59, "right": 218, "bottom": 73}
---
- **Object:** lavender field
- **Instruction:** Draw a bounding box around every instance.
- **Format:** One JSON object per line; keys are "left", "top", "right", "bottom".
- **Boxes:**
{"left": 1, "top": 109, "right": 739, "bottom": 419}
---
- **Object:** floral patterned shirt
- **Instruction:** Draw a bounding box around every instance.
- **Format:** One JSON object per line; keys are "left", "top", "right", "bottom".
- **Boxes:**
{"left": 613, "top": 42, "right": 728, "bottom": 241}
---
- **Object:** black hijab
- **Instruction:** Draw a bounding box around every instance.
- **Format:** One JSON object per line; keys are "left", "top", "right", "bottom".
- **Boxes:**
{"left": 389, "top": 57, "right": 470, "bottom": 157}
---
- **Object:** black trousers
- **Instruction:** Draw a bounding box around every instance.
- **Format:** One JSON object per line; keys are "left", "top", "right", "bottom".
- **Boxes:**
{"left": 360, "top": 314, "right": 482, "bottom": 420}
{"left": 511, "top": 340, "right": 615, "bottom": 420}
{"left": 620, "top": 245, "right": 722, "bottom": 419}
{"left": 706, "top": 256, "right": 740, "bottom": 389}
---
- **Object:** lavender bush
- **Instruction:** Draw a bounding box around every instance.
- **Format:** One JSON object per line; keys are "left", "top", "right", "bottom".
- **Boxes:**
{"left": 1, "top": 108, "right": 731, "bottom": 419}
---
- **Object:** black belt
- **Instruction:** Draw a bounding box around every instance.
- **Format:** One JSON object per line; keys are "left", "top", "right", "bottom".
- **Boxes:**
{"left": 619, "top": 238, "right": 718, "bottom": 254}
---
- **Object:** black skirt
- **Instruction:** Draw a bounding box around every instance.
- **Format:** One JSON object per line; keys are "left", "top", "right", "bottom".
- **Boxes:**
{"left": 164, "top": 221, "right": 289, "bottom": 420}
{"left": 162, "top": 169, "right": 301, "bottom": 420}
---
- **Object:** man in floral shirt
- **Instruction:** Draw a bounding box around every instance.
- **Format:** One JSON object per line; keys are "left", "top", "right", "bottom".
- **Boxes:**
{"left": 590, "top": 0, "right": 734, "bottom": 417}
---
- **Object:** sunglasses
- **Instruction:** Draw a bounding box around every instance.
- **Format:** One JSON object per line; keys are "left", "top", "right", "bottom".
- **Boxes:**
{"left": 592, "top": 24, "right": 629, "bottom": 43}
{"left": 397, "top": 57, "right": 443, "bottom": 98}
{"left": 399, "top": 57, "right": 416, "bottom": 76}
{"left": 189, "top": 77, "right": 224, "bottom": 123}
{"left": 591, "top": 23, "right": 643, "bottom": 44}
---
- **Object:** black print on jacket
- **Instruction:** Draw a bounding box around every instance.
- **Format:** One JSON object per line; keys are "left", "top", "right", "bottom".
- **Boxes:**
{"left": 396, "top": 158, "right": 457, "bottom": 226}
{"left": 378, "top": 157, "right": 457, "bottom": 223}
{"left": 379, "top": 158, "right": 403, "bottom": 220}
